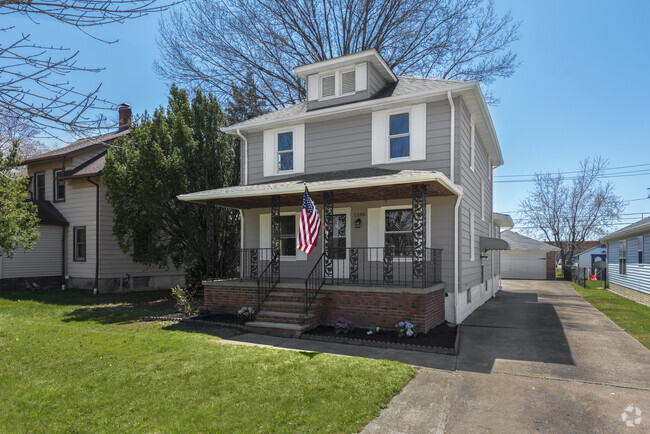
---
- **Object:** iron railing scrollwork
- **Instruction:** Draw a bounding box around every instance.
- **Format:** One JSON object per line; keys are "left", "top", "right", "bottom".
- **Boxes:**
{"left": 304, "top": 253, "right": 325, "bottom": 315}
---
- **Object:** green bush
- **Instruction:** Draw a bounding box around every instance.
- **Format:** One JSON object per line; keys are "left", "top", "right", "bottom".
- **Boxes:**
{"left": 171, "top": 285, "right": 197, "bottom": 315}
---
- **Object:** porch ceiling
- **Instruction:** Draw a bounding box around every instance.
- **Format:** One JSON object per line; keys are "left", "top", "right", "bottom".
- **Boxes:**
{"left": 178, "top": 168, "right": 461, "bottom": 209}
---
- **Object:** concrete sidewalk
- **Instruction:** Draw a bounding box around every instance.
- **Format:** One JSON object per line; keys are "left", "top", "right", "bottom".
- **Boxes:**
{"left": 220, "top": 280, "right": 650, "bottom": 433}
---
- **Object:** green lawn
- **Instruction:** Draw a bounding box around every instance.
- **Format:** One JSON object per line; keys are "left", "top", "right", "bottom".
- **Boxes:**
{"left": 0, "top": 290, "right": 415, "bottom": 432}
{"left": 570, "top": 282, "right": 650, "bottom": 349}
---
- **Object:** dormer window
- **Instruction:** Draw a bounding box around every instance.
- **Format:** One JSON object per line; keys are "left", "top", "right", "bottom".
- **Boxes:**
{"left": 389, "top": 113, "right": 410, "bottom": 159}
{"left": 319, "top": 69, "right": 356, "bottom": 100}
{"left": 277, "top": 131, "right": 293, "bottom": 171}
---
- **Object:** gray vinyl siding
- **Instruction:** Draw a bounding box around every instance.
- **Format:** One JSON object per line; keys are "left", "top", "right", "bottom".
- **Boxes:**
{"left": 607, "top": 233, "right": 650, "bottom": 295}
{"left": 0, "top": 225, "right": 62, "bottom": 278}
{"left": 457, "top": 98, "right": 493, "bottom": 292}
{"left": 242, "top": 196, "right": 455, "bottom": 285}
{"left": 247, "top": 99, "right": 455, "bottom": 185}
{"left": 367, "top": 62, "right": 387, "bottom": 96}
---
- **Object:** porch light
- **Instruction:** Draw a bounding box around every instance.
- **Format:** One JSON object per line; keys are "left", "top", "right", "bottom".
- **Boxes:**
{"left": 355, "top": 218, "right": 361, "bottom": 228}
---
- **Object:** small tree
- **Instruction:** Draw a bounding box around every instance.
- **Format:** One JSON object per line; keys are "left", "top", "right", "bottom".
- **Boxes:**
{"left": 518, "top": 158, "right": 625, "bottom": 267}
{"left": 0, "top": 141, "right": 39, "bottom": 257}
{"left": 225, "top": 70, "right": 269, "bottom": 125}
{"left": 103, "top": 86, "right": 240, "bottom": 288}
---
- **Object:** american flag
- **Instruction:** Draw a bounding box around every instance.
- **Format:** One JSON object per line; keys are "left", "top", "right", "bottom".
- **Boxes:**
{"left": 297, "top": 186, "right": 321, "bottom": 254}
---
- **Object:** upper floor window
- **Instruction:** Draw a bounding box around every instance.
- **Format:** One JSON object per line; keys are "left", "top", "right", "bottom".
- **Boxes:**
{"left": 53, "top": 169, "right": 65, "bottom": 202}
{"left": 619, "top": 240, "right": 627, "bottom": 275}
{"left": 33, "top": 172, "right": 45, "bottom": 200}
{"left": 385, "top": 208, "right": 413, "bottom": 257}
{"left": 321, "top": 74, "right": 336, "bottom": 98}
{"left": 263, "top": 125, "right": 305, "bottom": 177}
{"left": 638, "top": 236, "right": 644, "bottom": 264}
{"left": 277, "top": 132, "right": 293, "bottom": 172}
{"left": 319, "top": 69, "right": 356, "bottom": 100}
{"left": 389, "top": 113, "right": 410, "bottom": 159}
{"left": 371, "top": 104, "right": 426, "bottom": 165}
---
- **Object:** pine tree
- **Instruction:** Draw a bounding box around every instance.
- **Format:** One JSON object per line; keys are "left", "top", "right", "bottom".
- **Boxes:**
{"left": 226, "top": 70, "right": 268, "bottom": 125}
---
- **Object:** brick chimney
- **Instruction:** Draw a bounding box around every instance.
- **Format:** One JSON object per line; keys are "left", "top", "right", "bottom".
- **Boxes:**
{"left": 118, "top": 103, "right": 131, "bottom": 131}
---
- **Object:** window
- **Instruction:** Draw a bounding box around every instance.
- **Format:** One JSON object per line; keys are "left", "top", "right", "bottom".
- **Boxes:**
{"left": 279, "top": 215, "right": 296, "bottom": 257}
{"left": 321, "top": 74, "right": 336, "bottom": 98}
{"left": 277, "top": 132, "right": 293, "bottom": 172}
{"left": 470, "top": 209, "right": 476, "bottom": 261}
{"left": 619, "top": 240, "right": 627, "bottom": 275}
{"left": 53, "top": 169, "right": 65, "bottom": 201}
{"left": 74, "top": 227, "right": 86, "bottom": 261}
{"left": 331, "top": 214, "right": 347, "bottom": 260}
{"left": 34, "top": 172, "right": 45, "bottom": 200}
{"left": 638, "top": 236, "right": 644, "bottom": 264}
{"left": 466, "top": 287, "right": 472, "bottom": 304}
{"left": 389, "top": 113, "right": 410, "bottom": 159}
{"left": 470, "top": 117, "right": 476, "bottom": 171}
{"left": 481, "top": 180, "right": 485, "bottom": 221}
{"left": 384, "top": 209, "right": 413, "bottom": 257}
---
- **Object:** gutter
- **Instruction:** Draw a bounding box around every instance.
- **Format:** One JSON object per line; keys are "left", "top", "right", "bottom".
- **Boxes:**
{"left": 447, "top": 91, "right": 455, "bottom": 183}
{"left": 87, "top": 177, "right": 100, "bottom": 294}
{"left": 236, "top": 128, "right": 248, "bottom": 186}
{"left": 454, "top": 193, "right": 463, "bottom": 324}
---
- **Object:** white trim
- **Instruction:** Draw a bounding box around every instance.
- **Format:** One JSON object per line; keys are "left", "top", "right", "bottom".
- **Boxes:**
{"left": 236, "top": 128, "right": 248, "bottom": 185}
{"left": 470, "top": 209, "right": 476, "bottom": 262}
{"left": 481, "top": 180, "right": 485, "bottom": 221}
{"left": 355, "top": 63, "right": 367, "bottom": 91}
{"left": 293, "top": 48, "right": 397, "bottom": 82}
{"left": 307, "top": 75, "right": 319, "bottom": 101}
{"left": 262, "top": 124, "right": 305, "bottom": 177}
{"left": 371, "top": 103, "right": 426, "bottom": 165}
{"left": 447, "top": 91, "right": 455, "bottom": 183}
{"left": 179, "top": 171, "right": 463, "bottom": 203}
{"left": 470, "top": 116, "right": 476, "bottom": 172}
{"left": 367, "top": 204, "right": 432, "bottom": 262}
{"left": 259, "top": 212, "right": 307, "bottom": 261}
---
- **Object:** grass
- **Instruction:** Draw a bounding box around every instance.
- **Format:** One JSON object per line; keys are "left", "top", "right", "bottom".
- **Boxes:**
{"left": 570, "top": 282, "right": 650, "bottom": 349}
{"left": 0, "top": 290, "right": 415, "bottom": 432}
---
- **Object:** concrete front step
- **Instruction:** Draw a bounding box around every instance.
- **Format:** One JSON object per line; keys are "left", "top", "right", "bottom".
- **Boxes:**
{"left": 267, "top": 291, "right": 326, "bottom": 303}
{"left": 256, "top": 310, "right": 316, "bottom": 325}
{"left": 263, "top": 301, "right": 322, "bottom": 314}
{"left": 245, "top": 321, "right": 312, "bottom": 337}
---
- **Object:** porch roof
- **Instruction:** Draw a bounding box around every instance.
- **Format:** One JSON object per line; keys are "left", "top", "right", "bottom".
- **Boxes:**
{"left": 178, "top": 168, "right": 462, "bottom": 209}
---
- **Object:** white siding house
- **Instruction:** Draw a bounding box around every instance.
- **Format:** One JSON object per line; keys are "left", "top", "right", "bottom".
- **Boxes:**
{"left": 603, "top": 217, "right": 650, "bottom": 306}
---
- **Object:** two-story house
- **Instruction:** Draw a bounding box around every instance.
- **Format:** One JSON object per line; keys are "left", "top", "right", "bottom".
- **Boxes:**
{"left": 179, "top": 49, "right": 509, "bottom": 335}
{"left": 0, "top": 105, "right": 184, "bottom": 293}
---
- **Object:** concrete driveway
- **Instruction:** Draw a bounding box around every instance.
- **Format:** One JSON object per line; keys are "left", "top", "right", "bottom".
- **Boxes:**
{"left": 364, "top": 280, "right": 650, "bottom": 433}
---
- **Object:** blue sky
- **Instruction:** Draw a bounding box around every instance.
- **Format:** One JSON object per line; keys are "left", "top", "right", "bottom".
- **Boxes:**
{"left": 11, "top": 0, "right": 650, "bottom": 230}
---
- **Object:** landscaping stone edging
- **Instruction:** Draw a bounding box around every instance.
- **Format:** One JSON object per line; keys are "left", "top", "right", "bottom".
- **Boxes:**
{"left": 299, "top": 330, "right": 458, "bottom": 355}
{"left": 142, "top": 314, "right": 248, "bottom": 332}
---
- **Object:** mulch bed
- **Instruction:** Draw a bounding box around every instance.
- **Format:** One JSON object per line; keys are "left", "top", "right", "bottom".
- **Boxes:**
{"left": 302, "top": 323, "right": 459, "bottom": 355}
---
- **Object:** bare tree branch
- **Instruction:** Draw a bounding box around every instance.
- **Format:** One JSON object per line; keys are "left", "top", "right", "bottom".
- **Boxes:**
{"left": 155, "top": 0, "right": 520, "bottom": 108}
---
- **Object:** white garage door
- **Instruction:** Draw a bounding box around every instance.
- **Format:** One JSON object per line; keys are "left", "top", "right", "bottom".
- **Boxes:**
{"left": 501, "top": 251, "right": 547, "bottom": 280}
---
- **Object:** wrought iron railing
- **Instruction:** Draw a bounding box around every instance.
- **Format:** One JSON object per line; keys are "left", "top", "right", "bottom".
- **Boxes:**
{"left": 304, "top": 253, "right": 325, "bottom": 315}
{"left": 211, "top": 248, "right": 272, "bottom": 281}
{"left": 324, "top": 247, "right": 442, "bottom": 288}
{"left": 256, "top": 254, "right": 279, "bottom": 311}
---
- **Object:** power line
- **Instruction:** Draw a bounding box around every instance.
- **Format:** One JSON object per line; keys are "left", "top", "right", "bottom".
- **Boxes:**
{"left": 495, "top": 170, "right": 650, "bottom": 183}
{"left": 495, "top": 163, "right": 650, "bottom": 178}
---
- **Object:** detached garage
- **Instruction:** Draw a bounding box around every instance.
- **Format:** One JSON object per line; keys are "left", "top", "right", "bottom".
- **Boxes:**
{"left": 500, "top": 230, "right": 560, "bottom": 280}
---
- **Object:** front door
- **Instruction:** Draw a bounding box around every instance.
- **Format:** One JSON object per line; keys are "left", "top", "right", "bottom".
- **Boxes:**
{"left": 330, "top": 208, "right": 351, "bottom": 279}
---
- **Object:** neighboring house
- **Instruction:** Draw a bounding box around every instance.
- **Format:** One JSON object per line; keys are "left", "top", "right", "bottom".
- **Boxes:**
{"left": 180, "top": 49, "right": 509, "bottom": 335}
{"left": 549, "top": 240, "right": 602, "bottom": 266}
{"left": 0, "top": 105, "right": 184, "bottom": 293}
{"left": 500, "top": 230, "right": 560, "bottom": 280}
{"left": 573, "top": 244, "right": 607, "bottom": 269}
{"left": 602, "top": 217, "right": 650, "bottom": 306}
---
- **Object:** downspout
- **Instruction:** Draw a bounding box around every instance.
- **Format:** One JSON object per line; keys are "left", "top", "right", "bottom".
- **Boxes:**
{"left": 87, "top": 177, "right": 100, "bottom": 294}
{"left": 61, "top": 156, "right": 66, "bottom": 290}
{"left": 447, "top": 91, "right": 455, "bottom": 183}
{"left": 236, "top": 128, "right": 248, "bottom": 186}
{"left": 454, "top": 193, "right": 463, "bottom": 324}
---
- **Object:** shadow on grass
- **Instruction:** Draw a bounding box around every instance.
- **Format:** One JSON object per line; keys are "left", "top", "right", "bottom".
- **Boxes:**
{"left": 162, "top": 321, "right": 244, "bottom": 339}
{"left": 62, "top": 302, "right": 174, "bottom": 325}
{"left": 0, "top": 289, "right": 175, "bottom": 307}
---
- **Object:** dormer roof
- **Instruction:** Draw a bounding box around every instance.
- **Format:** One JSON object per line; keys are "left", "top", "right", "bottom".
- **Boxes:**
{"left": 294, "top": 49, "right": 397, "bottom": 83}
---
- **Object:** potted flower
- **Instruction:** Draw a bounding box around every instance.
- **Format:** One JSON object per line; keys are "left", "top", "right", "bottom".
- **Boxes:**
{"left": 335, "top": 316, "right": 353, "bottom": 334}
{"left": 237, "top": 306, "right": 256, "bottom": 324}
{"left": 395, "top": 321, "right": 417, "bottom": 337}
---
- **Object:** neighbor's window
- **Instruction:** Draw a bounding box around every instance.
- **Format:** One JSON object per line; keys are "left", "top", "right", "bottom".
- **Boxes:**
{"left": 619, "top": 240, "right": 627, "bottom": 275}
{"left": 279, "top": 215, "right": 296, "bottom": 257}
{"left": 74, "top": 226, "right": 86, "bottom": 261}
{"left": 466, "top": 287, "right": 472, "bottom": 304}
{"left": 385, "top": 209, "right": 413, "bottom": 257}
{"left": 34, "top": 172, "right": 45, "bottom": 200}
{"left": 389, "top": 113, "right": 410, "bottom": 159}
{"left": 470, "top": 209, "right": 476, "bottom": 261}
{"left": 638, "top": 236, "right": 644, "bottom": 264}
{"left": 53, "top": 169, "right": 65, "bottom": 201}
{"left": 277, "top": 132, "right": 293, "bottom": 172}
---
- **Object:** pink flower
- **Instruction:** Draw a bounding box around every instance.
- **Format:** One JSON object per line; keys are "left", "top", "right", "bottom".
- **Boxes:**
{"left": 341, "top": 323, "right": 348, "bottom": 328}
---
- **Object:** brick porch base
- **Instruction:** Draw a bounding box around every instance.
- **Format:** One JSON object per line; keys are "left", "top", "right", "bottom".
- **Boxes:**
{"left": 203, "top": 281, "right": 446, "bottom": 336}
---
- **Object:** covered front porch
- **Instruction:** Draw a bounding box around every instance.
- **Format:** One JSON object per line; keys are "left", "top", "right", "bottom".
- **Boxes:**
{"left": 180, "top": 168, "right": 460, "bottom": 335}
